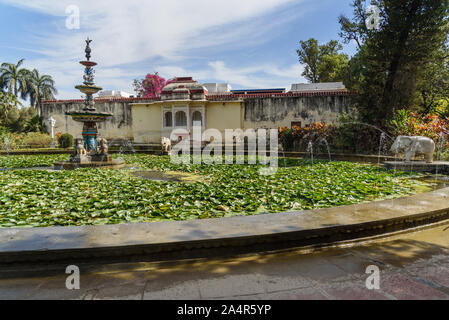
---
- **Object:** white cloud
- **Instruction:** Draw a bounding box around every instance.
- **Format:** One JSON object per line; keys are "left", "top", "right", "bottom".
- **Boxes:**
{"left": 2, "top": 0, "right": 300, "bottom": 65}
{"left": 207, "top": 61, "right": 305, "bottom": 89}
{"left": 1, "top": 0, "right": 308, "bottom": 98}
{"left": 156, "top": 61, "right": 306, "bottom": 91}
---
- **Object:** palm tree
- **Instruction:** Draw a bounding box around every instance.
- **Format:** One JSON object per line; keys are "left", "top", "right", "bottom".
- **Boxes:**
{"left": 0, "top": 59, "right": 30, "bottom": 100}
{"left": 0, "top": 74, "right": 7, "bottom": 93}
{"left": 28, "top": 69, "right": 57, "bottom": 116}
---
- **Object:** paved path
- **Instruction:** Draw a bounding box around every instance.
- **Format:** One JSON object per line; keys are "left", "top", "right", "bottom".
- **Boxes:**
{"left": 1, "top": 222, "right": 448, "bottom": 300}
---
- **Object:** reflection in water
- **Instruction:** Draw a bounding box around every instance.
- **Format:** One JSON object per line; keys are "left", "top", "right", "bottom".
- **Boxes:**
{"left": 131, "top": 170, "right": 205, "bottom": 184}
{"left": 131, "top": 171, "right": 183, "bottom": 182}
{"left": 417, "top": 175, "right": 449, "bottom": 191}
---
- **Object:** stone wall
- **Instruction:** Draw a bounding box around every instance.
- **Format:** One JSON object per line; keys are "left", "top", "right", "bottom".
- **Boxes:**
{"left": 42, "top": 100, "right": 134, "bottom": 141}
{"left": 243, "top": 95, "right": 353, "bottom": 129}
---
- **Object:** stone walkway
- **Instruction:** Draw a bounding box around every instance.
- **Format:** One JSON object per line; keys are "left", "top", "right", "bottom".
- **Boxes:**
{"left": 0, "top": 222, "right": 448, "bottom": 300}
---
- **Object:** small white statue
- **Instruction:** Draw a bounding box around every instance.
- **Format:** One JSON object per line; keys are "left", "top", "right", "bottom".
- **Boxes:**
{"left": 161, "top": 137, "right": 172, "bottom": 154}
{"left": 390, "top": 136, "right": 435, "bottom": 163}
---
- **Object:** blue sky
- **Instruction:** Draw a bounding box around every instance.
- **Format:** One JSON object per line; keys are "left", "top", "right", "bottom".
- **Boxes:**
{"left": 0, "top": 0, "right": 358, "bottom": 99}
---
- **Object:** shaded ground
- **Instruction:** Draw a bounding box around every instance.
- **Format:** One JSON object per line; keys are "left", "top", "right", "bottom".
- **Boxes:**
{"left": 0, "top": 222, "right": 448, "bottom": 300}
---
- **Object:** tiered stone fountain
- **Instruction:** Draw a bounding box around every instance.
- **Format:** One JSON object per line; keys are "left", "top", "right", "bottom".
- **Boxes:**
{"left": 54, "top": 38, "right": 125, "bottom": 170}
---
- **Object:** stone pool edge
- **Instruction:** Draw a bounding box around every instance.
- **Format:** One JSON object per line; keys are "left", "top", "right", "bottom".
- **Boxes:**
{"left": 0, "top": 187, "right": 448, "bottom": 264}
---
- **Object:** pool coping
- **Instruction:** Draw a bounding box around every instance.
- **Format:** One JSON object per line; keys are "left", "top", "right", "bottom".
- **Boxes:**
{"left": 0, "top": 187, "right": 448, "bottom": 264}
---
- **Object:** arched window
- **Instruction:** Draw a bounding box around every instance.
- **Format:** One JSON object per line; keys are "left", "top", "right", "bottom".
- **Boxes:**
{"left": 192, "top": 111, "right": 202, "bottom": 126}
{"left": 164, "top": 112, "right": 173, "bottom": 127}
{"left": 175, "top": 111, "right": 187, "bottom": 126}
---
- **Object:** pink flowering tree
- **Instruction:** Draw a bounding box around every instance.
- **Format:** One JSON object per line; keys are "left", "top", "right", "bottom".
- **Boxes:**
{"left": 133, "top": 73, "right": 175, "bottom": 98}
{"left": 142, "top": 73, "right": 165, "bottom": 98}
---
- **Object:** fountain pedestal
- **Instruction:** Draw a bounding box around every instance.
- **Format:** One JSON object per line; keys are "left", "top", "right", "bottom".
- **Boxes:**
{"left": 54, "top": 38, "right": 126, "bottom": 170}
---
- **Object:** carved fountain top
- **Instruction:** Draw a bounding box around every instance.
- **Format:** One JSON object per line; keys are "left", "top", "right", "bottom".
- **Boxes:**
{"left": 85, "top": 38, "right": 92, "bottom": 61}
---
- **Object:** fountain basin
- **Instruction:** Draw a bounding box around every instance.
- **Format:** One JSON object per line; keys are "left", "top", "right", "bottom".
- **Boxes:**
{"left": 79, "top": 60, "right": 97, "bottom": 67}
{"left": 74, "top": 85, "right": 103, "bottom": 95}
{"left": 66, "top": 111, "right": 112, "bottom": 123}
{"left": 384, "top": 161, "right": 449, "bottom": 174}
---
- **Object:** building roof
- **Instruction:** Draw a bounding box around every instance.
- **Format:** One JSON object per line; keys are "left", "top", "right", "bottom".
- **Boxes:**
{"left": 231, "top": 88, "right": 286, "bottom": 94}
{"left": 161, "top": 77, "right": 208, "bottom": 100}
{"left": 98, "top": 90, "right": 132, "bottom": 98}
{"left": 42, "top": 90, "right": 357, "bottom": 104}
{"left": 202, "top": 83, "right": 232, "bottom": 94}
{"left": 291, "top": 82, "right": 346, "bottom": 91}
{"left": 44, "top": 76, "right": 356, "bottom": 104}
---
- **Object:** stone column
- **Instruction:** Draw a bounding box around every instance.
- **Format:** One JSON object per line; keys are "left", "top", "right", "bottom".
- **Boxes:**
{"left": 49, "top": 116, "right": 56, "bottom": 149}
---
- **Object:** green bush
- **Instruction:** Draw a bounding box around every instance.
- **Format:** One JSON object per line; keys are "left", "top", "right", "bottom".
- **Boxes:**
{"left": 21, "top": 132, "right": 52, "bottom": 148}
{"left": 58, "top": 133, "right": 74, "bottom": 148}
{"left": 437, "top": 149, "right": 449, "bottom": 161}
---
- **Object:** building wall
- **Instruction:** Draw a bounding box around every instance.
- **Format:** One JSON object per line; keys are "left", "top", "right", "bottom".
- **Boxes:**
{"left": 42, "top": 100, "right": 134, "bottom": 141}
{"left": 205, "top": 101, "right": 243, "bottom": 133}
{"left": 243, "top": 95, "right": 352, "bottom": 129}
{"left": 42, "top": 94, "right": 353, "bottom": 143}
{"left": 130, "top": 101, "right": 243, "bottom": 143}
{"left": 131, "top": 103, "right": 163, "bottom": 143}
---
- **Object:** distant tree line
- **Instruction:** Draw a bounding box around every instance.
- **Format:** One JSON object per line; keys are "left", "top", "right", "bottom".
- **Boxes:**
{"left": 297, "top": 0, "right": 449, "bottom": 124}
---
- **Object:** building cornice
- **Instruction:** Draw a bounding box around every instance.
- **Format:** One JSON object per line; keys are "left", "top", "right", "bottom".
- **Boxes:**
{"left": 42, "top": 90, "right": 357, "bottom": 104}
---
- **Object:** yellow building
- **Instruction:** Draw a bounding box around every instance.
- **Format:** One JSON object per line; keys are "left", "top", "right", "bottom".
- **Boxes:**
{"left": 42, "top": 77, "right": 354, "bottom": 144}
{"left": 131, "top": 77, "right": 244, "bottom": 143}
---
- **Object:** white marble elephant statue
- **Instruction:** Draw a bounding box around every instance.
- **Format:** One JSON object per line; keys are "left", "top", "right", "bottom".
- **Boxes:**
{"left": 390, "top": 136, "right": 435, "bottom": 163}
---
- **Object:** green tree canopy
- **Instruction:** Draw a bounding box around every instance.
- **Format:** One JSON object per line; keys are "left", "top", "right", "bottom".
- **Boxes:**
{"left": 339, "top": 0, "right": 449, "bottom": 123}
{"left": 416, "top": 43, "right": 449, "bottom": 114}
{"left": 0, "top": 91, "right": 22, "bottom": 126}
{"left": 297, "top": 38, "right": 349, "bottom": 83}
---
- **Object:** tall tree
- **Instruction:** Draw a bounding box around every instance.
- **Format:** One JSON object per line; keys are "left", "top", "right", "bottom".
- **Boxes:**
{"left": 0, "top": 59, "right": 30, "bottom": 100}
{"left": 297, "top": 39, "right": 349, "bottom": 83}
{"left": 28, "top": 69, "right": 57, "bottom": 116}
{"left": 132, "top": 79, "right": 144, "bottom": 97}
{"left": 340, "top": 0, "right": 449, "bottom": 122}
{"left": 297, "top": 39, "right": 320, "bottom": 83}
{"left": 338, "top": 0, "right": 370, "bottom": 49}
{"left": 318, "top": 41, "right": 350, "bottom": 83}
{"left": 0, "top": 74, "right": 6, "bottom": 93}
{"left": 416, "top": 44, "right": 449, "bottom": 114}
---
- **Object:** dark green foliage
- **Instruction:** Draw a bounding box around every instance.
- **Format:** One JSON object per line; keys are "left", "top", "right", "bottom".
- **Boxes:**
{"left": 296, "top": 38, "right": 349, "bottom": 83}
{"left": 279, "top": 116, "right": 390, "bottom": 154}
{"left": 340, "top": 0, "right": 449, "bottom": 123}
{"left": 3, "top": 106, "right": 41, "bottom": 133}
{"left": 58, "top": 133, "right": 74, "bottom": 148}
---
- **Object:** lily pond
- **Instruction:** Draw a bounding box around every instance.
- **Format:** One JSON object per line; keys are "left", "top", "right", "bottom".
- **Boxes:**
{"left": 0, "top": 154, "right": 439, "bottom": 228}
